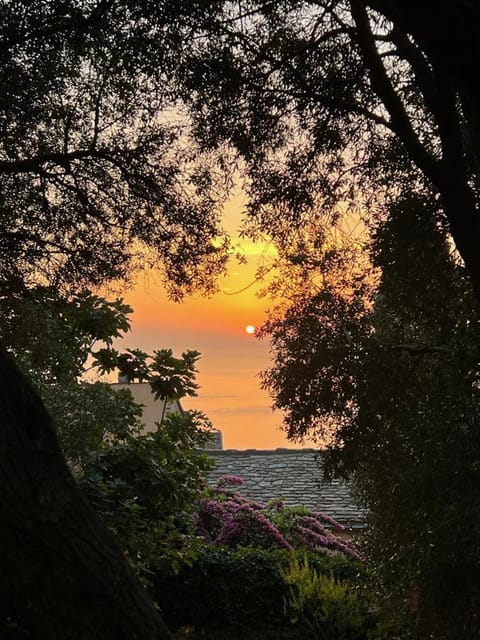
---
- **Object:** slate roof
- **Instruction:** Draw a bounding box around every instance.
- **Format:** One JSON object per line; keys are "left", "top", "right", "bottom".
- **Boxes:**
{"left": 206, "top": 449, "right": 366, "bottom": 528}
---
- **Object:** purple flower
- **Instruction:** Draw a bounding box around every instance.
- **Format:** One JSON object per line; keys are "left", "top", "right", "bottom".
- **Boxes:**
{"left": 217, "top": 475, "right": 245, "bottom": 487}
{"left": 314, "top": 511, "right": 345, "bottom": 531}
{"left": 298, "top": 515, "right": 328, "bottom": 536}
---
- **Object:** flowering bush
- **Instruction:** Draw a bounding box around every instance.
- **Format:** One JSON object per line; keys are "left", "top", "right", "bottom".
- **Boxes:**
{"left": 194, "top": 477, "right": 361, "bottom": 560}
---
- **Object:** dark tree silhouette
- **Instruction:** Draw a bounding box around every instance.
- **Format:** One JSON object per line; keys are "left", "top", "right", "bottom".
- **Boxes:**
{"left": 0, "top": 1, "right": 226, "bottom": 636}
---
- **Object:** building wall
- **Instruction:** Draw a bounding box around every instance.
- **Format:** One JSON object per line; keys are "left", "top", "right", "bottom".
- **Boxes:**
{"left": 111, "top": 382, "right": 181, "bottom": 433}
{"left": 110, "top": 382, "right": 223, "bottom": 449}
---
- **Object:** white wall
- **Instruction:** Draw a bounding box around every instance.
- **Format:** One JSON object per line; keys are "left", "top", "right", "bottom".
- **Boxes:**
{"left": 110, "top": 382, "right": 181, "bottom": 433}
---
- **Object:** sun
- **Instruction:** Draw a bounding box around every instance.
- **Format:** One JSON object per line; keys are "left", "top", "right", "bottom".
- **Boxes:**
{"left": 245, "top": 324, "right": 256, "bottom": 335}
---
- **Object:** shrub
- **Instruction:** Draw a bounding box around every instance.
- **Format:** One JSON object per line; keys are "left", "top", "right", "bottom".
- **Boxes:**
{"left": 281, "top": 555, "right": 370, "bottom": 640}
{"left": 194, "top": 477, "right": 362, "bottom": 560}
{"left": 78, "top": 411, "right": 213, "bottom": 576}
{"left": 151, "top": 546, "right": 370, "bottom": 640}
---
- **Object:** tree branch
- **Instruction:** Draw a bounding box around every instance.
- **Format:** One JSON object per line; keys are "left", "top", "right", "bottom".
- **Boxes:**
{"left": 0, "top": 0, "right": 116, "bottom": 51}
{"left": 349, "top": 0, "right": 441, "bottom": 183}
{"left": 386, "top": 343, "right": 450, "bottom": 356}
{"left": 0, "top": 147, "right": 134, "bottom": 175}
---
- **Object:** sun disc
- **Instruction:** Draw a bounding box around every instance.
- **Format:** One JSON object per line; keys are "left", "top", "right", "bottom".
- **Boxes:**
{"left": 245, "top": 325, "right": 255, "bottom": 335}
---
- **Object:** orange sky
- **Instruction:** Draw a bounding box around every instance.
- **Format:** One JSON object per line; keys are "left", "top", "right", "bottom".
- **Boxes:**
{"left": 116, "top": 192, "right": 316, "bottom": 450}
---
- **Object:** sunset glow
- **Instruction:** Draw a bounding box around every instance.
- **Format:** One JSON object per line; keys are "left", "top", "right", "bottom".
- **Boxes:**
{"left": 113, "top": 191, "right": 316, "bottom": 450}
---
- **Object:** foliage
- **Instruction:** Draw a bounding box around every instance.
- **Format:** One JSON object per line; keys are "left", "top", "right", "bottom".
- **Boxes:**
{"left": 194, "top": 476, "right": 362, "bottom": 560}
{"left": 0, "top": 280, "right": 208, "bottom": 473}
{"left": 94, "top": 346, "right": 201, "bottom": 402}
{"left": 0, "top": 286, "right": 149, "bottom": 465}
{"left": 0, "top": 287, "right": 132, "bottom": 382}
{"left": 179, "top": 0, "right": 480, "bottom": 300}
{"left": 0, "top": 2, "right": 231, "bottom": 635}
{"left": 259, "top": 257, "right": 373, "bottom": 443}
{"left": 0, "top": 0, "right": 230, "bottom": 299}
{"left": 46, "top": 381, "right": 144, "bottom": 467}
{"left": 78, "top": 411, "right": 214, "bottom": 576}
{"left": 342, "top": 199, "right": 480, "bottom": 638}
{"left": 0, "top": 282, "right": 215, "bottom": 577}
{"left": 151, "top": 545, "right": 370, "bottom": 640}
{"left": 264, "top": 500, "right": 362, "bottom": 560}
{"left": 281, "top": 555, "right": 369, "bottom": 640}
{"left": 261, "top": 194, "right": 480, "bottom": 638}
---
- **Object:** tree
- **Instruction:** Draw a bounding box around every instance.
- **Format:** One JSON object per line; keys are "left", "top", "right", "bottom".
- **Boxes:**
{"left": 340, "top": 198, "right": 480, "bottom": 638}
{"left": 179, "top": 0, "right": 480, "bottom": 303}
{"left": 0, "top": 0, "right": 229, "bottom": 298}
{"left": 4, "top": 1, "right": 480, "bottom": 634}
{"left": 0, "top": 352, "right": 174, "bottom": 639}
{"left": 0, "top": 278, "right": 217, "bottom": 636}
{"left": 260, "top": 195, "right": 480, "bottom": 637}
{"left": 2, "top": 280, "right": 215, "bottom": 577}
{"left": 0, "top": 1, "right": 232, "bottom": 637}
{"left": 79, "top": 411, "right": 214, "bottom": 579}
{"left": 175, "top": 8, "right": 480, "bottom": 634}
{"left": 0, "top": 288, "right": 174, "bottom": 638}
{"left": 0, "top": 287, "right": 147, "bottom": 466}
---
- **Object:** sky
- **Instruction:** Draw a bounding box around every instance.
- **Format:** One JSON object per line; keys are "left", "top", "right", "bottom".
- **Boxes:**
{"left": 115, "top": 192, "right": 315, "bottom": 450}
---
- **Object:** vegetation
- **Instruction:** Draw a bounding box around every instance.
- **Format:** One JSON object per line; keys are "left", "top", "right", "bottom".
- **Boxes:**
{"left": 261, "top": 195, "right": 480, "bottom": 636}
{"left": 79, "top": 411, "right": 213, "bottom": 577}
{"left": 180, "top": 0, "right": 480, "bottom": 301}
{"left": 0, "top": 1, "right": 231, "bottom": 633}
{"left": 175, "top": 4, "right": 480, "bottom": 637}
{"left": 281, "top": 555, "right": 369, "bottom": 640}
{"left": 195, "top": 476, "right": 362, "bottom": 560}
{"left": 142, "top": 476, "right": 371, "bottom": 639}
{"left": 2, "top": 1, "right": 480, "bottom": 637}
{"left": 151, "top": 546, "right": 371, "bottom": 640}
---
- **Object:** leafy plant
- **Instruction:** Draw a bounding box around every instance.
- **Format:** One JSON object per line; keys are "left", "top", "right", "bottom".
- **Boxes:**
{"left": 151, "top": 545, "right": 369, "bottom": 640}
{"left": 78, "top": 410, "right": 214, "bottom": 577}
{"left": 281, "top": 555, "right": 370, "bottom": 640}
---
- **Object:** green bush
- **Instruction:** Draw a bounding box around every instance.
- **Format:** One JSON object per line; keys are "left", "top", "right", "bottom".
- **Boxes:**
{"left": 151, "top": 545, "right": 372, "bottom": 639}
{"left": 78, "top": 411, "right": 213, "bottom": 576}
{"left": 281, "top": 555, "right": 369, "bottom": 640}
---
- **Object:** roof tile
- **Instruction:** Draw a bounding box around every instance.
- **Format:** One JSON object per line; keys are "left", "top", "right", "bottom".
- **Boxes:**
{"left": 205, "top": 449, "right": 366, "bottom": 526}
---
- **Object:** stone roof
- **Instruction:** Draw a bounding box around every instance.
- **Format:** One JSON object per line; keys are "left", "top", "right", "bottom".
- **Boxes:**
{"left": 206, "top": 449, "right": 366, "bottom": 528}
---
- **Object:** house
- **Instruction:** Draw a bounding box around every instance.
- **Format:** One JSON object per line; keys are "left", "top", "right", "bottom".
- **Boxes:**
{"left": 110, "top": 380, "right": 223, "bottom": 448}
{"left": 109, "top": 381, "right": 362, "bottom": 528}
{"left": 206, "top": 448, "right": 366, "bottom": 531}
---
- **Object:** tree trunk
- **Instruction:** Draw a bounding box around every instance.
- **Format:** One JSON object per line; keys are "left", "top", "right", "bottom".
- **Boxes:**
{"left": 365, "top": 0, "right": 480, "bottom": 304}
{"left": 0, "top": 351, "right": 172, "bottom": 639}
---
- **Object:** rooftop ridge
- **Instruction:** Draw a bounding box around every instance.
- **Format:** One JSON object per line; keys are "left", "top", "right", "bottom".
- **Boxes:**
{"left": 204, "top": 447, "right": 323, "bottom": 455}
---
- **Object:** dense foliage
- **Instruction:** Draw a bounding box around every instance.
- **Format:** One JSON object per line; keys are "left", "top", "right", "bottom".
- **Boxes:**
{"left": 0, "top": 288, "right": 148, "bottom": 463}
{"left": 0, "top": 283, "right": 215, "bottom": 577}
{"left": 152, "top": 546, "right": 371, "bottom": 640}
{"left": 3, "top": 1, "right": 480, "bottom": 636}
{"left": 343, "top": 199, "right": 480, "bottom": 638}
{"left": 0, "top": 0, "right": 231, "bottom": 299}
{"left": 262, "top": 195, "right": 480, "bottom": 637}
{"left": 79, "top": 411, "right": 214, "bottom": 576}
{"left": 179, "top": 0, "right": 480, "bottom": 300}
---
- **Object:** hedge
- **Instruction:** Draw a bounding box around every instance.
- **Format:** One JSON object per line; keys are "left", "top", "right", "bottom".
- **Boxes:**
{"left": 151, "top": 546, "right": 372, "bottom": 640}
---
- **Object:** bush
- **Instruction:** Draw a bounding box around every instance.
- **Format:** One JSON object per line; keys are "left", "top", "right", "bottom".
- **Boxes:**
{"left": 78, "top": 411, "right": 213, "bottom": 576}
{"left": 281, "top": 555, "right": 370, "bottom": 640}
{"left": 194, "top": 477, "right": 362, "bottom": 560}
{"left": 151, "top": 545, "right": 371, "bottom": 640}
